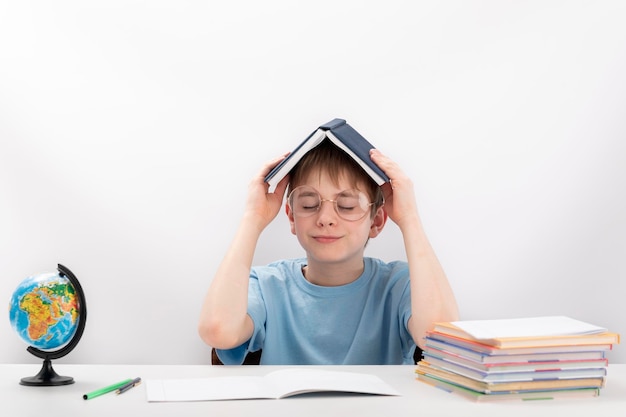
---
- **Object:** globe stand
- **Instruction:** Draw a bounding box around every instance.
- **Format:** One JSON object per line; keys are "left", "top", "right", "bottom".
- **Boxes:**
{"left": 19, "top": 264, "right": 87, "bottom": 387}
{"left": 20, "top": 358, "right": 74, "bottom": 386}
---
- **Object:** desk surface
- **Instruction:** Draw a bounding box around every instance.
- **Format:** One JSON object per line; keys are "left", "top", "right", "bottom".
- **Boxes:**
{"left": 1, "top": 364, "right": 625, "bottom": 417}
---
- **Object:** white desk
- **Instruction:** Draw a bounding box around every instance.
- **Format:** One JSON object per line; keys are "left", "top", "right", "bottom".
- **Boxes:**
{"left": 1, "top": 364, "right": 625, "bottom": 417}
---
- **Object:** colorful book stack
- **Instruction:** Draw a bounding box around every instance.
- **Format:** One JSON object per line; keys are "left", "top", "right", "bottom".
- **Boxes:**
{"left": 416, "top": 316, "right": 620, "bottom": 402}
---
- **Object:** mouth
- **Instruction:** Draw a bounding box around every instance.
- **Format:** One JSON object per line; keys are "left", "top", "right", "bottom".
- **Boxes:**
{"left": 313, "top": 235, "right": 341, "bottom": 244}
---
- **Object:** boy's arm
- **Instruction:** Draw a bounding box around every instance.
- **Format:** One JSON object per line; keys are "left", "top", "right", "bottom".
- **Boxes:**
{"left": 198, "top": 155, "right": 289, "bottom": 349}
{"left": 370, "top": 150, "right": 459, "bottom": 350}
{"left": 399, "top": 212, "right": 459, "bottom": 350}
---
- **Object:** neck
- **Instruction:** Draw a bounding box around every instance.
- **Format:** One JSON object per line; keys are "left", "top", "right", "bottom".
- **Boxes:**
{"left": 302, "top": 259, "right": 365, "bottom": 287}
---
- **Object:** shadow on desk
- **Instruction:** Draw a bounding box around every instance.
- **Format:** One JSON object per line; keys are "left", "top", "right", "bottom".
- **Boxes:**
{"left": 211, "top": 347, "right": 424, "bottom": 365}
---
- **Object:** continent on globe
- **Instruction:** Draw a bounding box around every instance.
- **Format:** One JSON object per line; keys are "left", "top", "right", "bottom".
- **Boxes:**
{"left": 9, "top": 272, "right": 80, "bottom": 351}
{"left": 19, "top": 283, "right": 78, "bottom": 341}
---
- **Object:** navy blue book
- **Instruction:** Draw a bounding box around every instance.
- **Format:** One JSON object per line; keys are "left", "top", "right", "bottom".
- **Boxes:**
{"left": 264, "top": 118, "right": 390, "bottom": 189}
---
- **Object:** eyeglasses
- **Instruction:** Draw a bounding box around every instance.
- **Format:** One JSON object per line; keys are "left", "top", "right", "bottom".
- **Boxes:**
{"left": 287, "top": 185, "right": 379, "bottom": 222}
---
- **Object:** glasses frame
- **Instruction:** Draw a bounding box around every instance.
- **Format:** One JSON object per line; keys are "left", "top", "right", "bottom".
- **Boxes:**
{"left": 287, "top": 185, "right": 382, "bottom": 222}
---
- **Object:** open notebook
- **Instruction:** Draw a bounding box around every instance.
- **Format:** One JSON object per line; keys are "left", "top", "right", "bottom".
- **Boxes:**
{"left": 145, "top": 368, "right": 401, "bottom": 402}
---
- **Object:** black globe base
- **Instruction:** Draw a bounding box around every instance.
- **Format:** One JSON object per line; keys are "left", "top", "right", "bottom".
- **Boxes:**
{"left": 20, "top": 359, "right": 74, "bottom": 386}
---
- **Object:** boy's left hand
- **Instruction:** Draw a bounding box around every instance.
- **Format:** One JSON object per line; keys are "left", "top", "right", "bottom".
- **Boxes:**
{"left": 369, "top": 149, "right": 420, "bottom": 230}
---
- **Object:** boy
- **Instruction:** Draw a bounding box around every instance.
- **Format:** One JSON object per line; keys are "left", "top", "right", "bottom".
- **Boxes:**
{"left": 198, "top": 139, "right": 459, "bottom": 364}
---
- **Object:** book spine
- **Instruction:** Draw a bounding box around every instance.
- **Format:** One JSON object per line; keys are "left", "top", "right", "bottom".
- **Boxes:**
{"left": 319, "top": 118, "right": 347, "bottom": 130}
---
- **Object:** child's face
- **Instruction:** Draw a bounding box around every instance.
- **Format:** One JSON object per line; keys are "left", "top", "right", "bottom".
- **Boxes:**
{"left": 286, "top": 168, "right": 385, "bottom": 267}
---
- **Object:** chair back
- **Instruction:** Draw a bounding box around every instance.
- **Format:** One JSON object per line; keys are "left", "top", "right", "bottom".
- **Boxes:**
{"left": 211, "top": 348, "right": 262, "bottom": 365}
{"left": 211, "top": 347, "right": 423, "bottom": 365}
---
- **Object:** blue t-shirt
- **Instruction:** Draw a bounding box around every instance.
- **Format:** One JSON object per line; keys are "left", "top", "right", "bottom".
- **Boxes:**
{"left": 216, "top": 257, "right": 415, "bottom": 365}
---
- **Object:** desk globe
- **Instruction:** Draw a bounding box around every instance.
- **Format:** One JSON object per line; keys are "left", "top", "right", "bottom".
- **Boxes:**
{"left": 8, "top": 264, "right": 87, "bottom": 386}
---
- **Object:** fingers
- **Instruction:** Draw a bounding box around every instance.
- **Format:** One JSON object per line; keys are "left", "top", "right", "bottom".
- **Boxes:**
{"left": 258, "top": 152, "right": 290, "bottom": 179}
{"left": 369, "top": 149, "right": 407, "bottom": 183}
{"left": 252, "top": 152, "right": 291, "bottom": 201}
{"left": 379, "top": 181, "right": 394, "bottom": 205}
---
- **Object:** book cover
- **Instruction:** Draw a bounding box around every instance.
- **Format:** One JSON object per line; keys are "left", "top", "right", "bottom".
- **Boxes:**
{"left": 433, "top": 317, "right": 620, "bottom": 349}
{"left": 424, "top": 335, "right": 608, "bottom": 364}
{"left": 416, "top": 371, "right": 601, "bottom": 402}
{"left": 450, "top": 316, "right": 607, "bottom": 339}
{"left": 415, "top": 360, "right": 606, "bottom": 394}
{"left": 264, "top": 118, "right": 389, "bottom": 189}
{"left": 426, "top": 332, "right": 615, "bottom": 356}
{"left": 422, "top": 350, "right": 608, "bottom": 374}
{"left": 419, "top": 358, "right": 607, "bottom": 383}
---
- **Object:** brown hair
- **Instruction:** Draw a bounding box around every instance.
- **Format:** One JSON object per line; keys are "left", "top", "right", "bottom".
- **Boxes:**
{"left": 288, "top": 140, "right": 384, "bottom": 216}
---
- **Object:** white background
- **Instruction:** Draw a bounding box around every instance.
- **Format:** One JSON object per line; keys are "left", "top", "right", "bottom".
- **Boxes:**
{"left": 1, "top": 1, "right": 625, "bottom": 365}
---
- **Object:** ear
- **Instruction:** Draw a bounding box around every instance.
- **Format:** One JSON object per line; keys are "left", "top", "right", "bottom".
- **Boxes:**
{"left": 369, "top": 206, "right": 387, "bottom": 238}
{"left": 285, "top": 202, "right": 297, "bottom": 235}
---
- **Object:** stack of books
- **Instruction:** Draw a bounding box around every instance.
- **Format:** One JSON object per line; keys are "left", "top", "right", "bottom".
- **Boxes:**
{"left": 416, "top": 316, "right": 620, "bottom": 402}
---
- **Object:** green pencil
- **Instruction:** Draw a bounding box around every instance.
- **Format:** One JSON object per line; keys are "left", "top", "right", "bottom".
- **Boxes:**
{"left": 83, "top": 378, "right": 133, "bottom": 400}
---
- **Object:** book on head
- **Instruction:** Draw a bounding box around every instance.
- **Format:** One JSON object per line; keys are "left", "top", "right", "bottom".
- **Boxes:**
{"left": 264, "top": 118, "right": 389, "bottom": 190}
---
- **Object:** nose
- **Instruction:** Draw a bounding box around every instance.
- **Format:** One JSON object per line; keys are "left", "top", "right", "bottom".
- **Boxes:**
{"left": 316, "top": 200, "right": 337, "bottom": 225}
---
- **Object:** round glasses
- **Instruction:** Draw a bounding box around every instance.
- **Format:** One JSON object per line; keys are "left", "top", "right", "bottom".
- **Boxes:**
{"left": 288, "top": 185, "right": 378, "bottom": 222}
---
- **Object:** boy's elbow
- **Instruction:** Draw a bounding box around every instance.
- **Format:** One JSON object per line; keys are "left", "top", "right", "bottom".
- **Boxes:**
{"left": 198, "top": 318, "right": 225, "bottom": 348}
{"left": 197, "top": 318, "right": 245, "bottom": 350}
{"left": 197, "top": 320, "right": 215, "bottom": 347}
